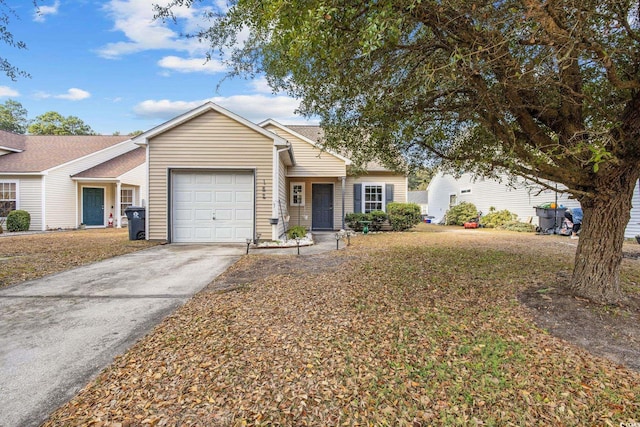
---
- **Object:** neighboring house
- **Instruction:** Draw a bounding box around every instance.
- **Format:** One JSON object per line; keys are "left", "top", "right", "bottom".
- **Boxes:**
{"left": 408, "top": 191, "right": 429, "bottom": 216}
{"left": 428, "top": 171, "right": 640, "bottom": 238}
{"left": 134, "top": 102, "right": 407, "bottom": 243}
{"left": 0, "top": 131, "right": 145, "bottom": 230}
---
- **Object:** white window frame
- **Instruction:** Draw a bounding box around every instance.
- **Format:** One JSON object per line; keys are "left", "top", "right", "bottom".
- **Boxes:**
{"left": 362, "top": 182, "right": 385, "bottom": 213}
{"left": 120, "top": 187, "right": 134, "bottom": 217}
{"left": 0, "top": 180, "right": 19, "bottom": 218}
{"left": 449, "top": 193, "right": 457, "bottom": 208}
{"left": 290, "top": 182, "right": 305, "bottom": 206}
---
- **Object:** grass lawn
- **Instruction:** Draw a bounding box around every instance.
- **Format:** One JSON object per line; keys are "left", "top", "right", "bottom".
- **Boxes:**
{"left": 0, "top": 228, "right": 159, "bottom": 288}
{"left": 38, "top": 226, "right": 640, "bottom": 425}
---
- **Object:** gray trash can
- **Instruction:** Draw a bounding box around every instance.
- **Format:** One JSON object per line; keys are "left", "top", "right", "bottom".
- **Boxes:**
{"left": 124, "top": 206, "right": 146, "bottom": 240}
{"left": 535, "top": 207, "right": 565, "bottom": 233}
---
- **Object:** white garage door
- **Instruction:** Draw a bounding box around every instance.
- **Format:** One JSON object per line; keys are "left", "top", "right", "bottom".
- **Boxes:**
{"left": 171, "top": 170, "right": 254, "bottom": 243}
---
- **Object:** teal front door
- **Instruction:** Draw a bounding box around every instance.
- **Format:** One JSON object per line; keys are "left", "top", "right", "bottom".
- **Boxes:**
{"left": 83, "top": 188, "right": 104, "bottom": 226}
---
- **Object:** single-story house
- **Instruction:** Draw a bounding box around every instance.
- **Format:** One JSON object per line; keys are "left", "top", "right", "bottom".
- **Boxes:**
{"left": 0, "top": 131, "right": 145, "bottom": 230}
{"left": 408, "top": 190, "right": 429, "bottom": 216}
{"left": 427, "top": 171, "right": 640, "bottom": 238}
{"left": 133, "top": 102, "right": 407, "bottom": 243}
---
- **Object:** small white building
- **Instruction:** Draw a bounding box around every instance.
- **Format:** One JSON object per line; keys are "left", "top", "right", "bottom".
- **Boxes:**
{"left": 427, "top": 172, "right": 640, "bottom": 238}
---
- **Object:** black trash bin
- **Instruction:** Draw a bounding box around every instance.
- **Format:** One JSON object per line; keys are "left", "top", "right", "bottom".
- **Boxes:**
{"left": 124, "top": 206, "right": 146, "bottom": 240}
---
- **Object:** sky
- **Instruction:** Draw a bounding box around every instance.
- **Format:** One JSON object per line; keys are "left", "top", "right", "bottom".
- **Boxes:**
{"left": 0, "top": 0, "right": 315, "bottom": 135}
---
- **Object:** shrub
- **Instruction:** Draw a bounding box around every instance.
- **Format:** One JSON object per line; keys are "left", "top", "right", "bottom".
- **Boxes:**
{"left": 498, "top": 221, "right": 537, "bottom": 232}
{"left": 445, "top": 202, "right": 478, "bottom": 226}
{"left": 369, "top": 210, "right": 388, "bottom": 231}
{"left": 481, "top": 209, "right": 517, "bottom": 228}
{"left": 6, "top": 210, "right": 31, "bottom": 232}
{"left": 345, "top": 212, "right": 369, "bottom": 231}
{"left": 387, "top": 202, "right": 422, "bottom": 231}
{"left": 286, "top": 225, "right": 307, "bottom": 239}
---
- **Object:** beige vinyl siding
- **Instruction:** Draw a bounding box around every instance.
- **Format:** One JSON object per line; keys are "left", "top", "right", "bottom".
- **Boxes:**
{"left": 263, "top": 125, "right": 346, "bottom": 178}
{"left": 148, "top": 110, "right": 274, "bottom": 241}
{"left": 45, "top": 141, "right": 139, "bottom": 229}
{"left": 1, "top": 175, "right": 43, "bottom": 230}
{"left": 345, "top": 174, "right": 408, "bottom": 214}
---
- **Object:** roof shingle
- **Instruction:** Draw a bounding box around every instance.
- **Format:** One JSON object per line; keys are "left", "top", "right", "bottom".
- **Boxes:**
{"left": 72, "top": 147, "right": 145, "bottom": 179}
{"left": 0, "top": 134, "right": 130, "bottom": 173}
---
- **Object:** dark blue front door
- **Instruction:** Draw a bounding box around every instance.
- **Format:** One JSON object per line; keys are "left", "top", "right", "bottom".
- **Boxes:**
{"left": 83, "top": 188, "right": 104, "bottom": 226}
{"left": 312, "top": 183, "right": 334, "bottom": 230}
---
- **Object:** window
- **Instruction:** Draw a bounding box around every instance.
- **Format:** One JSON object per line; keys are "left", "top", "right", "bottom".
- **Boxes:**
{"left": 0, "top": 182, "right": 17, "bottom": 217}
{"left": 120, "top": 188, "right": 134, "bottom": 214}
{"left": 290, "top": 182, "right": 305, "bottom": 206}
{"left": 460, "top": 188, "right": 472, "bottom": 194}
{"left": 363, "top": 184, "right": 384, "bottom": 213}
{"left": 449, "top": 193, "right": 457, "bottom": 208}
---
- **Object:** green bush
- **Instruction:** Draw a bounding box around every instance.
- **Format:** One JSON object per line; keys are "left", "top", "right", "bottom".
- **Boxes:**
{"left": 6, "top": 210, "right": 31, "bottom": 232}
{"left": 369, "top": 210, "right": 388, "bottom": 231}
{"left": 445, "top": 202, "right": 478, "bottom": 226}
{"left": 387, "top": 202, "right": 422, "bottom": 231}
{"left": 481, "top": 209, "right": 517, "bottom": 228}
{"left": 345, "top": 212, "right": 369, "bottom": 231}
{"left": 286, "top": 225, "right": 307, "bottom": 239}
{"left": 498, "top": 221, "right": 536, "bottom": 232}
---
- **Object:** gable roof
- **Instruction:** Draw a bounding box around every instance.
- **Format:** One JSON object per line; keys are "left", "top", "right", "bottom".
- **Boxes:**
{"left": 0, "top": 134, "right": 130, "bottom": 173}
{"left": 72, "top": 147, "right": 145, "bottom": 179}
{"left": 134, "top": 102, "right": 289, "bottom": 147}
{"left": 260, "top": 120, "right": 351, "bottom": 165}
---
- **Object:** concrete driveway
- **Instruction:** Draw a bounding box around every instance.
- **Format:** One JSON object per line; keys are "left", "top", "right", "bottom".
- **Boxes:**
{"left": 0, "top": 244, "right": 244, "bottom": 427}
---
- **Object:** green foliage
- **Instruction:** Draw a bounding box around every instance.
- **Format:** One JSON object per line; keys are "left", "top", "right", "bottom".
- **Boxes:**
{"left": 386, "top": 202, "right": 421, "bottom": 231}
{"left": 0, "top": 99, "right": 29, "bottom": 133}
{"left": 345, "top": 212, "right": 369, "bottom": 232}
{"left": 6, "top": 209, "right": 30, "bottom": 232}
{"left": 27, "top": 111, "right": 96, "bottom": 135}
{"left": 445, "top": 202, "right": 478, "bottom": 226}
{"left": 481, "top": 209, "right": 517, "bottom": 228}
{"left": 498, "top": 221, "right": 536, "bottom": 233}
{"left": 369, "top": 210, "right": 388, "bottom": 231}
{"left": 286, "top": 225, "right": 307, "bottom": 239}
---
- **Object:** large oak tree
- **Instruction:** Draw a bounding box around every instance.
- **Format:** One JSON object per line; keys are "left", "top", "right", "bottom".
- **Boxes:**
{"left": 157, "top": 0, "right": 640, "bottom": 304}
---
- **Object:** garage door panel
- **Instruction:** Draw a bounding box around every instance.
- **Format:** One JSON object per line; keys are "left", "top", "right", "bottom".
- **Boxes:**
{"left": 236, "top": 191, "right": 253, "bottom": 203}
{"left": 236, "top": 209, "right": 253, "bottom": 221}
{"left": 215, "top": 209, "right": 233, "bottom": 220}
{"left": 235, "top": 174, "right": 253, "bottom": 185}
{"left": 215, "top": 191, "right": 233, "bottom": 202}
{"left": 174, "top": 191, "right": 193, "bottom": 203}
{"left": 173, "top": 209, "right": 193, "bottom": 221}
{"left": 172, "top": 171, "right": 254, "bottom": 243}
{"left": 195, "top": 191, "right": 212, "bottom": 202}
{"left": 216, "top": 174, "right": 233, "bottom": 185}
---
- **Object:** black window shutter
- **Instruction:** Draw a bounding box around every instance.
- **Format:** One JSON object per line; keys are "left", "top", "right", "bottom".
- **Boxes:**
{"left": 385, "top": 184, "right": 394, "bottom": 208}
{"left": 353, "top": 184, "right": 362, "bottom": 213}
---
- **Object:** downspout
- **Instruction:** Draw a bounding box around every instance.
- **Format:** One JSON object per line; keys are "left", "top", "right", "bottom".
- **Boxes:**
{"left": 272, "top": 145, "right": 291, "bottom": 240}
{"left": 341, "top": 176, "right": 346, "bottom": 230}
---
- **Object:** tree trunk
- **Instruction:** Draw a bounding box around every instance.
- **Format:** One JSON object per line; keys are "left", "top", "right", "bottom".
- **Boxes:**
{"left": 570, "top": 171, "right": 640, "bottom": 304}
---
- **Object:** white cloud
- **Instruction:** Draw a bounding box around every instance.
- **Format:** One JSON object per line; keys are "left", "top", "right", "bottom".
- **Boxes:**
{"left": 250, "top": 77, "right": 275, "bottom": 94}
{"left": 34, "top": 0, "right": 60, "bottom": 23}
{"left": 133, "top": 95, "right": 315, "bottom": 124}
{"left": 97, "top": 0, "right": 211, "bottom": 59}
{"left": 157, "top": 56, "right": 227, "bottom": 74}
{"left": 0, "top": 86, "right": 20, "bottom": 97}
{"left": 35, "top": 88, "right": 91, "bottom": 101}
